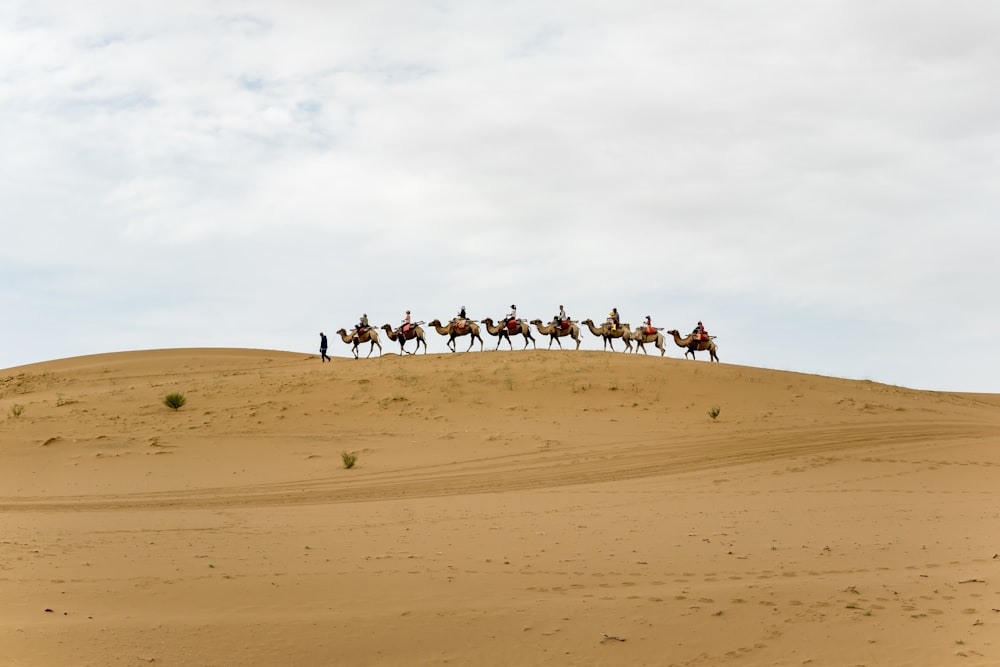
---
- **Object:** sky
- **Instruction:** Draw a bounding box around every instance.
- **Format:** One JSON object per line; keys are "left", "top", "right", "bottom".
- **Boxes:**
{"left": 2, "top": 1, "right": 998, "bottom": 392}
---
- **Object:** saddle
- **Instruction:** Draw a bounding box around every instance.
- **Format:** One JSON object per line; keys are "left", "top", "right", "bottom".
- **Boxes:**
{"left": 506, "top": 319, "right": 520, "bottom": 331}
{"left": 455, "top": 319, "right": 468, "bottom": 330}
{"left": 646, "top": 327, "right": 657, "bottom": 335}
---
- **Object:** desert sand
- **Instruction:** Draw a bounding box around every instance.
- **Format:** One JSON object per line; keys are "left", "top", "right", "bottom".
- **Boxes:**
{"left": 2, "top": 347, "right": 998, "bottom": 666}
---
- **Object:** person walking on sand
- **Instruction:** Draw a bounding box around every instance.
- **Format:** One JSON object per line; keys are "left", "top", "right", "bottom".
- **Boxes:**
{"left": 319, "top": 332, "right": 330, "bottom": 362}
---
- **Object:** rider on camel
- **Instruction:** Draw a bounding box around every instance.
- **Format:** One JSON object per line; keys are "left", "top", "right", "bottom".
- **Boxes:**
{"left": 556, "top": 305, "right": 567, "bottom": 329}
{"left": 399, "top": 310, "right": 411, "bottom": 336}
{"left": 644, "top": 315, "right": 653, "bottom": 334}
{"left": 352, "top": 313, "right": 369, "bottom": 340}
{"left": 608, "top": 308, "right": 620, "bottom": 331}
{"left": 505, "top": 304, "right": 517, "bottom": 330}
{"left": 692, "top": 320, "right": 706, "bottom": 341}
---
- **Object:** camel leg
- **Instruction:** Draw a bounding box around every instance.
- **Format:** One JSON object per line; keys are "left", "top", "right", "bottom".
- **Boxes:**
{"left": 465, "top": 336, "right": 475, "bottom": 352}
{"left": 574, "top": 335, "right": 581, "bottom": 351}
{"left": 477, "top": 334, "right": 484, "bottom": 351}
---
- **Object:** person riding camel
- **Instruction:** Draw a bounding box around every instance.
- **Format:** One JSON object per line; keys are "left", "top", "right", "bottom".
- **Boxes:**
{"left": 608, "top": 308, "right": 620, "bottom": 331}
{"left": 692, "top": 320, "right": 706, "bottom": 341}
{"left": 644, "top": 315, "right": 654, "bottom": 335}
{"left": 505, "top": 304, "right": 518, "bottom": 330}
{"left": 399, "top": 310, "right": 412, "bottom": 336}
{"left": 351, "top": 313, "right": 369, "bottom": 340}
{"left": 556, "top": 305, "right": 567, "bottom": 330}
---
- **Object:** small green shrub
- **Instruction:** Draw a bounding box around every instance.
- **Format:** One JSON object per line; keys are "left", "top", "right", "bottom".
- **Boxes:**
{"left": 8, "top": 404, "right": 24, "bottom": 419}
{"left": 708, "top": 405, "right": 721, "bottom": 420}
{"left": 163, "top": 392, "right": 187, "bottom": 410}
{"left": 341, "top": 451, "right": 357, "bottom": 469}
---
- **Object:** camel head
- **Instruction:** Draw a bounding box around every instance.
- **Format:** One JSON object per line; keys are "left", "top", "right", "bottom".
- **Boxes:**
{"left": 666, "top": 329, "right": 679, "bottom": 336}
{"left": 335, "top": 328, "right": 347, "bottom": 336}
{"left": 480, "top": 317, "right": 495, "bottom": 325}
{"left": 428, "top": 319, "right": 442, "bottom": 327}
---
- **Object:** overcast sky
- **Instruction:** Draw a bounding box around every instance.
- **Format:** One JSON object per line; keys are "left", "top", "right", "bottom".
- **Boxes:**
{"left": 2, "top": 1, "right": 998, "bottom": 392}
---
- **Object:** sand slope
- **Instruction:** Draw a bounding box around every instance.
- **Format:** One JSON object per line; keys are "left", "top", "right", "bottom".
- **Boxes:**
{"left": 2, "top": 348, "right": 998, "bottom": 666}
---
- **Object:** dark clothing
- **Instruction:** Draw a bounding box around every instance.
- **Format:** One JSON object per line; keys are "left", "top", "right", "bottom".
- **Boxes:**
{"left": 319, "top": 334, "right": 330, "bottom": 362}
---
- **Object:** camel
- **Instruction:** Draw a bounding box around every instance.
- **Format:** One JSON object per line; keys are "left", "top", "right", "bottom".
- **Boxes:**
{"left": 428, "top": 318, "right": 484, "bottom": 353}
{"left": 335, "top": 327, "right": 382, "bottom": 359}
{"left": 380, "top": 323, "right": 428, "bottom": 355}
{"left": 530, "top": 319, "right": 582, "bottom": 350}
{"left": 480, "top": 318, "right": 536, "bottom": 350}
{"left": 581, "top": 318, "right": 633, "bottom": 352}
{"left": 666, "top": 329, "right": 720, "bottom": 362}
{"left": 627, "top": 325, "right": 667, "bottom": 357}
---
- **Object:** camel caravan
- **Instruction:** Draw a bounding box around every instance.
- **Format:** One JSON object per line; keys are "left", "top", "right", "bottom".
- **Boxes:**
{"left": 335, "top": 307, "right": 718, "bottom": 361}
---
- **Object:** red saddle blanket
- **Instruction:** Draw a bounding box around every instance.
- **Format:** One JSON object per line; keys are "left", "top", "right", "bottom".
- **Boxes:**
{"left": 557, "top": 320, "right": 569, "bottom": 330}
{"left": 506, "top": 319, "right": 519, "bottom": 331}
{"left": 646, "top": 327, "right": 656, "bottom": 335}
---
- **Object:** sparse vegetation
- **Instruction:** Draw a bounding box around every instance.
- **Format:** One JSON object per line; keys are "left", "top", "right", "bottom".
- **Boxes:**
{"left": 163, "top": 392, "right": 187, "bottom": 410}
{"left": 8, "top": 403, "right": 24, "bottom": 419}
{"left": 341, "top": 451, "right": 357, "bottom": 469}
{"left": 708, "top": 405, "right": 721, "bottom": 420}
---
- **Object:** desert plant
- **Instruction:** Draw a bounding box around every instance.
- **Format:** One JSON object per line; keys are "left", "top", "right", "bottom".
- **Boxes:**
{"left": 163, "top": 392, "right": 187, "bottom": 410}
{"left": 707, "top": 405, "right": 721, "bottom": 420}
{"left": 8, "top": 404, "right": 24, "bottom": 419}
{"left": 341, "top": 451, "right": 357, "bottom": 469}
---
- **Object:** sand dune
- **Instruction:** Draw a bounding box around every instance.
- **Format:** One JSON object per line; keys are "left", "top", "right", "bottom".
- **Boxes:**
{"left": 2, "top": 348, "right": 998, "bottom": 666}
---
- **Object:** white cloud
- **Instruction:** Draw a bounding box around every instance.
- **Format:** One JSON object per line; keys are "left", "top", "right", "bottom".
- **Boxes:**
{"left": 2, "top": 1, "right": 999, "bottom": 390}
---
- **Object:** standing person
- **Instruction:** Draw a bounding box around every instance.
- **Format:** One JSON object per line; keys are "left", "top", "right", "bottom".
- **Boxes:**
{"left": 319, "top": 332, "right": 330, "bottom": 362}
